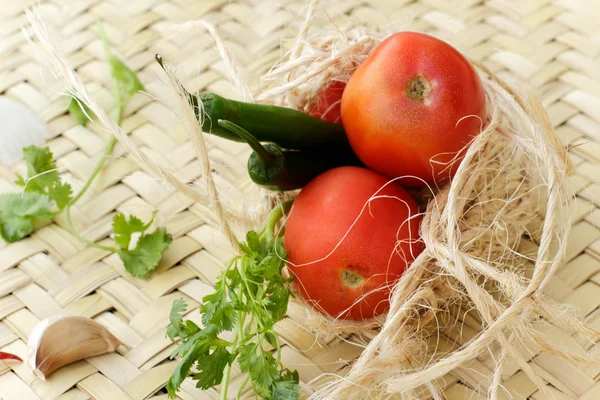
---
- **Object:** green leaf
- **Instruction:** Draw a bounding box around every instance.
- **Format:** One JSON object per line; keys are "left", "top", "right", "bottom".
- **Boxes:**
{"left": 272, "top": 370, "right": 300, "bottom": 400}
{"left": 15, "top": 146, "right": 73, "bottom": 208}
{"left": 265, "top": 278, "right": 291, "bottom": 323}
{"left": 192, "top": 347, "right": 232, "bottom": 390}
{"left": 0, "top": 193, "right": 54, "bottom": 242}
{"left": 167, "top": 299, "right": 188, "bottom": 341}
{"left": 67, "top": 96, "right": 96, "bottom": 125}
{"left": 170, "top": 328, "right": 207, "bottom": 359}
{"left": 200, "top": 279, "right": 236, "bottom": 333}
{"left": 18, "top": 146, "right": 60, "bottom": 194}
{"left": 48, "top": 181, "right": 73, "bottom": 210}
{"left": 118, "top": 226, "right": 172, "bottom": 278}
{"left": 264, "top": 331, "right": 278, "bottom": 348}
{"left": 166, "top": 205, "right": 297, "bottom": 399}
{"left": 238, "top": 342, "right": 278, "bottom": 393}
{"left": 22, "top": 146, "right": 56, "bottom": 178}
{"left": 167, "top": 339, "right": 210, "bottom": 398}
{"left": 112, "top": 212, "right": 155, "bottom": 250}
{"left": 110, "top": 57, "right": 145, "bottom": 97}
{"left": 244, "top": 230, "right": 261, "bottom": 253}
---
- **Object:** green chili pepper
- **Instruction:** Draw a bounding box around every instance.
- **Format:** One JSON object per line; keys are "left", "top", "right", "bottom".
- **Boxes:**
{"left": 156, "top": 55, "right": 350, "bottom": 151}
{"left": 218, "top": 120, "right": 361, "bottom": 191}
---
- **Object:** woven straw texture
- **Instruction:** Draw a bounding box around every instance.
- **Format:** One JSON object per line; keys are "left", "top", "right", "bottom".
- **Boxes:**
{"left": 1, "top": 0, "right": 600, "bottom": 399}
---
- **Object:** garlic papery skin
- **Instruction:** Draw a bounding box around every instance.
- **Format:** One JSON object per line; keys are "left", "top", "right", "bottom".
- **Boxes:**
{"left": 0, "top": 97, "right": 47, "bottom": 165}
{"left": 27, "top": 315, "right": 119, "bottom": 380}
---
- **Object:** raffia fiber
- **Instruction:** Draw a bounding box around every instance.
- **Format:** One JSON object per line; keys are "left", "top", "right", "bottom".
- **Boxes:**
{"left": 23, "top": 1, "right": 600, "bottom": 399}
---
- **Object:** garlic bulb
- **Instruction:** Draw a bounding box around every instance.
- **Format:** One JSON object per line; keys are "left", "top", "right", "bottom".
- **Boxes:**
{"left": 27, "top": 315, "right": 119, "bottom": 380}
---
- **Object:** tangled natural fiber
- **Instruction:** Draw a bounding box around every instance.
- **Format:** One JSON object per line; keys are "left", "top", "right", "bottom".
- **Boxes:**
{"left": 24, "top": 1, "right": 600, "bottom": 399}
{"left": 256, "top": 9, "right": 600, "bottom": 400}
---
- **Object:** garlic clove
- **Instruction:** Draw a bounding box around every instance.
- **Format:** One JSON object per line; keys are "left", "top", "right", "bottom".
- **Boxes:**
{"left": 27, "top": 315, "right": 119, "bottom": 380}
{"left": 0, "top": 97, "right": 47, "bottom": 165}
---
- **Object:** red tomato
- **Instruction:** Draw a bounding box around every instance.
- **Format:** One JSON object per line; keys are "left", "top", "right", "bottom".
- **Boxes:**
{"left": 284, "top": 167, "right": 423, "bottom": 320}
{"left": 341, "top": 32, "right": 486, "bottom": 186}
{"left": 307, "top": 81, "right": 346, "bottom": 124}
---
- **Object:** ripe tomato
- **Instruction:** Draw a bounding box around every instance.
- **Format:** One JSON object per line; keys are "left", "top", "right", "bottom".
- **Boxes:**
{"left": 307, "top": 81, "right": 346, "bottom": 124}
{"left": 341, "top": 32, "right": 486, "bottom": 186}
{"left": 284, "top": 166, "right": 423, "bottom": 320}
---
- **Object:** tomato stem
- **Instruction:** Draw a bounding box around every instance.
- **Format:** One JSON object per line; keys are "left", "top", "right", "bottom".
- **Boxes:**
{"left": 406, "top": 76, "right": 431, "bottom": 100}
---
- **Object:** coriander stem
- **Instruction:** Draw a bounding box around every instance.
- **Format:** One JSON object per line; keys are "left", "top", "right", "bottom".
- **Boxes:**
{"left": 69, "top": 22, "right": 122, "bottom": 207}
{"left": 271, "top": 329, "right": 283, "bottom": 368}
{"left": 220, "top": 264, "right": 242, "bottom": 400}
{"left": 236, "top": 374, "right": 251, "bottom": 399}
{"left": 220, "top": 329, "right": 238, "bottom": 400}
{"left": 65, "top": 207, "right": 119, "bottom": 252}
{"left": 220, "top": 358, "right": 233, "bottom": 400}
{"left": 64, "top": 21, "right": 123, "bottom": 251}
{"left": 68, "top": 136, "right": 117, "bottom": 206}
{"left": 261, "top": 200, "right": 293, "bottom": 240}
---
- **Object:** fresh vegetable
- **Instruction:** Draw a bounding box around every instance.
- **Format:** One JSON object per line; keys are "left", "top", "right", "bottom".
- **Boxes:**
{"left": 112, "top": 213, "right": 173, "bottom": 279}
{"left": 67, "top": 96, "right": 97, "bottom": 125}
{"left": 193, "top": 91, "right": 348, "bottom": 149}
{"left": 0, "top": 145, "right": 71, "bottom": 243}
{"left": 284, "top": 167, "right": 423, "bottom": 320}
{"left": 0, "top": 97, "right": 47, "bottom": 165}
{"left": 0, "top": 352, "right": 22, "bottom": 362}
{"left": 341, "top": 32, "right": 486, "bottom": 186}
{"left": 307, "top": 81, "right": 346, "bottom": 124}
{"left": 15, "top": 145, "right": 73, "bottom": 210}
{"left": 167, "top": 202, "right": 299, "bottom": 400}
{"left": 0, "top": 24, "right": 170, "bottom": 280}
{"left": 155, "top": 55, "right": 350, "bottom": 151}
{"left": 0, "top": 192, "right": 54, "bottom": 243}
{"left": 28, "top": 315, "right": 119, "bottom": 379}
{"left": 218, "top": 120, "right": 360, "bottom": 191}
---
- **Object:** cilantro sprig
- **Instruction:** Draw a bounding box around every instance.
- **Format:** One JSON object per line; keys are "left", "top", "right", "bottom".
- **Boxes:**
{"left": 0, "top": 145, "right": 73, "bottom": 242}
{"left": 167, "top": 201, "right": 299, "bottom": 400}
{"left": 0, "top": 23, "right": 169, "bottom": 279}
{"left": 112, "top": 212, "right": 173, "bottom": 278}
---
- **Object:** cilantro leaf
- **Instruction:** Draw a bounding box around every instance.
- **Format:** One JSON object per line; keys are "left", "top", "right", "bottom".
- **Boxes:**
{"left": 167, "top": 339, "right": 211, "bottom": 397}
{"left": 18, "top": 146, "right": 60, "bottom": 194}
{"left": 244, "top": 230, "right": 261, "bottom": 254}
{"left": 110, "top": 57, "right": 145, "bottom": 97}
{"left": 200, "top": 278, "right": 236, "bottom": 333}
{"left": 15, "top": 146, "right": 72, "bottom": 209}
{"left": 0, "top": 193, "right": 54, "bottom": 242}
{"left": 166, "top": 326, "right": 222, "bottom": 397}
{"left": 48, "top": 181, "right": 73, "bottom": 210}
{"left": 117, "top": 226, "right": 172, "bottom": 278}
{"left": 112, "top": 212, "right": 155, "bottom": 249}
{"left": 67, "top": 96, "right": 96, "bottom": 125}
{"left": 167, "top": 299, "right": 188, "bottom": 341}
{"left": 193, "top": 347, "right": 232, "bottom": 390}
{"left": 238, "top": 342, "right": 279, "bottom": 392}
{"left": 272, "top": 370, "right": 300, "bottom": 400}
{"left": 166, "top": 202, "right": 296, "bottom": 399}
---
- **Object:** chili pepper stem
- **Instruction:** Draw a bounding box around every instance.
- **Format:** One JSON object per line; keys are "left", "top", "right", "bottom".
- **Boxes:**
{"left": 217, "top": 120, "right": 275, "bottom": 164}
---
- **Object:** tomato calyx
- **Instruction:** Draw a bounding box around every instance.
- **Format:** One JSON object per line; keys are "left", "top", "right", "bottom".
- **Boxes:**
{"left": 406, "top": 76, "right": 431, "bottom": 100}
{"left": 340, "top": 269, "right": 365, "bottom": 288}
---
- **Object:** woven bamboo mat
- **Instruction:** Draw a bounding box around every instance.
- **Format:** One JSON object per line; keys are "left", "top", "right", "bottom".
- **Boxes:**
{"left": 1, "top": 0, "right": 599, "bottom": 399}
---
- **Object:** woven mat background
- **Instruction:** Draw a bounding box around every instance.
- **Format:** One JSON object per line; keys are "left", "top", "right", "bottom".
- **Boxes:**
{"left": 1, "top": 0, "right": 600, "bottom": 399}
